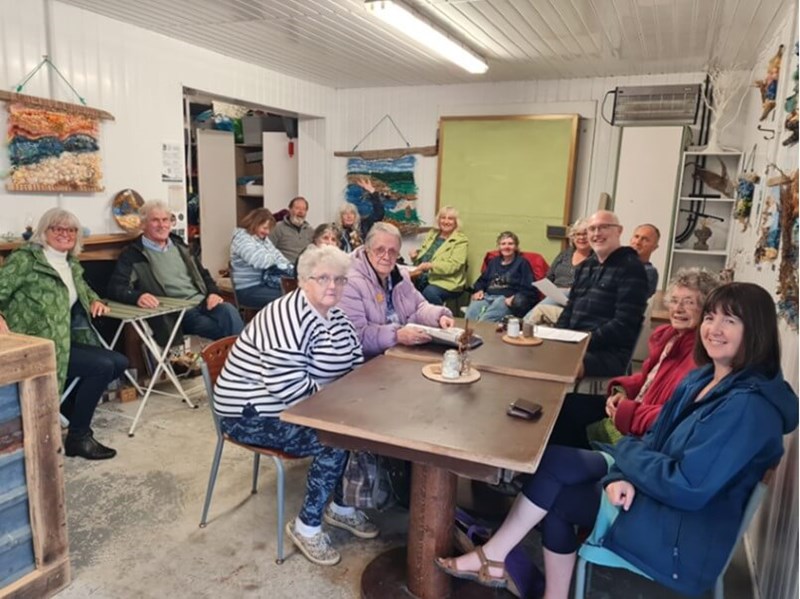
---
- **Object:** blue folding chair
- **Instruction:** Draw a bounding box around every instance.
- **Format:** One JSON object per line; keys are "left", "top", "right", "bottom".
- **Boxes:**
{"left": 197, "top": 336, "right": 299, "bottom": 564}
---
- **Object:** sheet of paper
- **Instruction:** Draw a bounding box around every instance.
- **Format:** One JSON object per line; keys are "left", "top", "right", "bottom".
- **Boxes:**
{"left": 534, "top": 326, "right": 588, "bottom": 343}
{"left": 533, "top": 279, "right": 569, "bottom": 306}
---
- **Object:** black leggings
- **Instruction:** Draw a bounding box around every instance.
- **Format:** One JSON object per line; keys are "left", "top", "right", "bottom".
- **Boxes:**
{"left": 521, "top": 445, "right": 607, "bottom": 554}
{"left": 548, "top": 392, "right": 607, "bottom": 449}
{"left": 65, "top": 342, "right": 128, "bottom": 434}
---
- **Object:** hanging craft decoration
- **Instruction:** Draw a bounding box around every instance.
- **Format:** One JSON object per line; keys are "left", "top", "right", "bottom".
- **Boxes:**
{"left": 735, "top": 146, "right": 759, "bottom": 230}
{"left": 754, "top": 185, "right": 781, "bottom": 265}
{"left": 755, "top": 45, "right": 784, "bottom": 122}
{"left": 783, "top": 42, "right": 798, "bottom": 147}
{"left": 692, "top": 157, "right": 735, "bottom": 197}
{"left": 776, "top": 170, "right": 798, "bottom": 329}
{"left": 1, "top": 91, "right": 113, "bottom": 192}
{"left": 346, "top": 156, "right": 421, "bottom": 234}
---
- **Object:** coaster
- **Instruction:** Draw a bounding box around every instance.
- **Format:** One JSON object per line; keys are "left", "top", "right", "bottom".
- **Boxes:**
{"left": 502, "top": 335, "right": 543, "bottom": 346}
{"left": 421, "top": 363, "right": 481, "bottom": 384}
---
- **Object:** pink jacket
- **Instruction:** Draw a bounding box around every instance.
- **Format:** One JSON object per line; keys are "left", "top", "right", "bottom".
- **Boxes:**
{"left": 340, "top": 247, "right": 452, "bottom": 358}
{"left": 609, "top": 324, "right": 697, "bottom": 436}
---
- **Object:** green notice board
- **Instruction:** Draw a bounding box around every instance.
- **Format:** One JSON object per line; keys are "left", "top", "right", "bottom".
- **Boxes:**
{"left": 437, "top": 116, "right": 579, "bottom": 283}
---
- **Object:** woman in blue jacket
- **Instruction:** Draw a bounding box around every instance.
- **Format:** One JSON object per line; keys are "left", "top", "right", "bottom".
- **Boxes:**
{"left": 437, "top": 282, "right": 798, "bottom": 598}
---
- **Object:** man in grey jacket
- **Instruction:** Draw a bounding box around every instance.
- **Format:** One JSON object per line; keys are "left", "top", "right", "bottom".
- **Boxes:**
{"left": 270, "top": 196, "right": 314, "bottom": 262}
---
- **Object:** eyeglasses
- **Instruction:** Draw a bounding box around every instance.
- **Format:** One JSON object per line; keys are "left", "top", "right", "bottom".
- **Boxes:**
{"left": 370, "top": 247, "right": 400, "bottom": 260}
{"left": 308, "top": 275, "right": 348, "bottom": 287}
{"left": 49, "top": 226, "right": 79, "bottom": 236}
{"left": 572, "top": 231, "right": 588, "bottom": 238}
{"left": 586, "top": 223, "right": 621, "bottom": 234}
{"left": 667, "top": 297, "right": 699, "bottom": 309}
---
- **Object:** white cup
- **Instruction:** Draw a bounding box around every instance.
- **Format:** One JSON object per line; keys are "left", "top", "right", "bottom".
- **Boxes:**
{"left": 507, "top": 318, "right": 521, "bottom": 338}
{"left": 441, "top": 350, "right": 461, "bottom": 379}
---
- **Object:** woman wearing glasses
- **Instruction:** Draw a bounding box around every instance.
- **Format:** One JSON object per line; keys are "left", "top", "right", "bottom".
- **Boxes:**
{"left": 0, "top": 208, "right": 127, "bottom": 459}
{"left": 339, "top": 222, "right": 454, "bottom": 358}
{"left": 214, "top": 244, "right": 377, "bottom": 567}
{"left": 550, "top": 268, "right": 720, "bottom": 449}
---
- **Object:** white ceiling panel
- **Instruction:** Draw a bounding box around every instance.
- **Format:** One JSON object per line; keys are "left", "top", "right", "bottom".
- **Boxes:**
{"left": 57, "top": 0, "right": 792, "bottom": 88}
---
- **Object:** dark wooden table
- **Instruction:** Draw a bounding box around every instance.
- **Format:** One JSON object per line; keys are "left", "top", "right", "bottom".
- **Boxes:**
{"left": 386, "top": 319, "right": 589, "bottom": 383}
{"left": 282, "top": 353, "right": 584, "bottom": 599}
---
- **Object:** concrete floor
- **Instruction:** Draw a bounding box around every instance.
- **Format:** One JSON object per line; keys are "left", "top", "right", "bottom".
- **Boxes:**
{"left": 56, "top": 378, "right": 756, "bottom": 599}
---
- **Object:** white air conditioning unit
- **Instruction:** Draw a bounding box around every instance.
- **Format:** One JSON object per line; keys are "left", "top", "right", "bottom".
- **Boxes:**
{"left": 611, "top": 84, "right": 701, "bottom": 126}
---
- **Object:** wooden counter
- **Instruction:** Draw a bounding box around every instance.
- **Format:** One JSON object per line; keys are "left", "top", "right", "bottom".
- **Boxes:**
{"left": 0, "top": 333, "right": 70, "bottom": 598}
{"left": 0, "top": 233, "right": 138, "bottom": 264}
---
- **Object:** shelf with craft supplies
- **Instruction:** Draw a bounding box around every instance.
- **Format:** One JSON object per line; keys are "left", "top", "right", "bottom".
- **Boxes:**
{"left": 666, "top": 149, "right": 742, "bottom": 283}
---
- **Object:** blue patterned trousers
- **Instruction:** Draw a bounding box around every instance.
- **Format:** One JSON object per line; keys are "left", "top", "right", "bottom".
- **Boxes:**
{"left": 220, "top": 405, "right": 347, "bottom": 527}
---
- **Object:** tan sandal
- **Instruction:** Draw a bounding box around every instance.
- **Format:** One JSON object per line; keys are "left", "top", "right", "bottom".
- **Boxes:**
{"left": 435, "top": 546, "right": 508, "bottom": 589}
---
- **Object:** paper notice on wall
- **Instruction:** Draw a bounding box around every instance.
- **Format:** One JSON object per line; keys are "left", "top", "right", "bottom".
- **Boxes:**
{"left": 161, "top": 142, "right": 183, "bottom": 182}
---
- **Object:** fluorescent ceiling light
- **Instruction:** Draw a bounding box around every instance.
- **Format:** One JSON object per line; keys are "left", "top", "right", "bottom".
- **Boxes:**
{"left": 365, "top": 0, "right": 488, "bottom": 74}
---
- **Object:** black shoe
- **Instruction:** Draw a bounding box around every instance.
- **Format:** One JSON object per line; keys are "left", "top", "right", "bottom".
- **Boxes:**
{"left": 64, "top": 433, "right": 117, "bottom": 460}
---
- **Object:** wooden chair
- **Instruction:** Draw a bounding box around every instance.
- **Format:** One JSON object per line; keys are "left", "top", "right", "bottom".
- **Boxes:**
{"left": 573, "top": 474, "right": 771, "bottom": 599}
{"left": 279, "top": 277, "right": 298, "bottom": 295}
{"left": 198, "top": 336, "right": 299, "bottom": 564}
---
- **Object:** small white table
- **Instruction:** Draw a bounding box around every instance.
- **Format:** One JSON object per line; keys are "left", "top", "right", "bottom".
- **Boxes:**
{"left": 95, "top": 296, "right": 198, "bottom": 436}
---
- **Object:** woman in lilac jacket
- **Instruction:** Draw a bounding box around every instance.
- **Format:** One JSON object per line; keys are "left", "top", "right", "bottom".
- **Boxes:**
{"left": 340, "top": 222, "right": 454, "bottom": 358}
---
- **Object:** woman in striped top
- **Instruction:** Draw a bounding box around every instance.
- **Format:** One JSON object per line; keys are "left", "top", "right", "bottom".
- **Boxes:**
{"left": 229, "top": 208, "right": 294, "bottom": 309}
{"left": 214, "top": 244, "right": 377, "bottom": 566}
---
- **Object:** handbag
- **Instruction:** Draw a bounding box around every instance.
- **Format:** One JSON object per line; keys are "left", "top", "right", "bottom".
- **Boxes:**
{"left": 341, "top": 451, "right": 394, "bottom": 510}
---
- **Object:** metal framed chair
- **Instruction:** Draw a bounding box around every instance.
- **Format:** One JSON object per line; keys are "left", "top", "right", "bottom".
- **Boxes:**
{"left": 573, "top": 476, "right": 770, "bottom": 599}
{"left": 198, "top": 336, "right": 299, "bottom": 564}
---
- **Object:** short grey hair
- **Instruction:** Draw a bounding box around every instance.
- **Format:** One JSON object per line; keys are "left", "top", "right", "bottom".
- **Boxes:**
{"left": 30, "top": 208, "right": 84, "bottom": 256}
{"left": 139, "top": 200, "right": 171, "bottom": 223}
{"left": 338, "top": 203, "right": 361, "bottom": 229}
{"left": 437, "top": 205, "right": 461, "bottom": 231}
{"left": 665, "top": 268, "right": 720, "bottom": 306}
{"left": 365, "top": 221, "right": 402, "bottom": 249}
{"left": 590, "top": 210, "right": 620, "bottom": 226}
{"left": 567, "top": 217, "right": 589, "bottom": 239}
{"left": 297, "top": 245, "right": 351, "bottom": 281}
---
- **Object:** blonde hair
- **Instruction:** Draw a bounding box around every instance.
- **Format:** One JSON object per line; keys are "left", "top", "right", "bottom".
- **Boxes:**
{"left": 437, "top": 205, "right": 461, "bottom": 231}
{"left": 31, "top": 208, "right": 84, "bottom": 256}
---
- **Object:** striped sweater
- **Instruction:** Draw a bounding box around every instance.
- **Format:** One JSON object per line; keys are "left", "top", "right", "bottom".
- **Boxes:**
{"left": 213, "top": 289, "right": 364, "bottom": 418}
{"left": 230, "top": 228, "right": 293, "bottom": 290}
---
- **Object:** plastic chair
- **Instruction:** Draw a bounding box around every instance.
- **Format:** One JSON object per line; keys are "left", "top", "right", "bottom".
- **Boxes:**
{"left": 573, "top": 478, "right": 769, "bottom": 599}
{"left": 198, "top": 336, "right": 299, "bottom": 564}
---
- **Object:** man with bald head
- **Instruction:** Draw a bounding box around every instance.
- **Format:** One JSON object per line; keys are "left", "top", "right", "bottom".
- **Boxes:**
{"left": 630, "top": 223, "right": 660, "bottom": 297}
{"left": 556, "top": 210, "right": 648, "bottom": 378}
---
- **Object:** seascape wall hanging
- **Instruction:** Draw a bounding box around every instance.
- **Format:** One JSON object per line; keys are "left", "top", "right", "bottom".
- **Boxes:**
{"left": 345, "top": 156, "right": 421, "bottom": 234}
{"left": 755, "top": 45, "right": 783, "bottom": 122}
{"left": 1, "top": 92, "right": 114, "bottom": 192}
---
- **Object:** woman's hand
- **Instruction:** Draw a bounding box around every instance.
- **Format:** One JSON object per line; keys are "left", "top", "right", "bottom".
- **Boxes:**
{"left": 418, "top": 262, "right": 433, "bottom": 272}
{"left": 397, "top": 326, "right": 432, "bottom": 346}
{"left": 355, "top": 176, "right": 375, "bottom": 194}
{"left": 606, "top": 481, "right": 636, "bottom": 511}
{"left": 504, "top": 295, "right": 514, "bottom": 307}
{"left": 90, "top": 300, "right": 110, "bottom": 318}
{"left": 439, "top": 315, "right": 455, "bottom": 329}
{"left": 409, "top": 249, "right": 420, "bottom": 262}
{"left": 0, "top": 315, "right": 9, "bottom": 334}
{"left": 605, "top": 392, "right": 625, "bottom": 419}
{"left": 471, "top": 290, "right": 485, "bottom": 301}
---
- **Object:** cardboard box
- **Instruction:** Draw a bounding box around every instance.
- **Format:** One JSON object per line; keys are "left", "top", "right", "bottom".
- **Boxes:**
{"left": 119, "top": 386, "right": 138, "bottom": 403}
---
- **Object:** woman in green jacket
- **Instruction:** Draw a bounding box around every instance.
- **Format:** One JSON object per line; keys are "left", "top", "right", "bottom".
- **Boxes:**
{"left": 0, "top": 209, "right": 127, "bottom": 460}
{"left": 409, "top": 206, "right": 469, "bottom": 305}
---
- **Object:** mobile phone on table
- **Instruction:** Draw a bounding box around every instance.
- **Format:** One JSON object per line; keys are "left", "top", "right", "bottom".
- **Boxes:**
{"left": 507, "top": 398, "right": 543, "bottom": 420}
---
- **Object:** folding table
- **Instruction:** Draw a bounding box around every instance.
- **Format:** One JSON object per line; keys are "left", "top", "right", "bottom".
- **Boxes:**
{"left": 95, "top": 296, "right": 199, "bottom": 436}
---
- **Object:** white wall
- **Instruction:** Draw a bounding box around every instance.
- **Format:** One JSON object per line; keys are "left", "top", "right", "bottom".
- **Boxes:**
{"left": 0, "top": 0, "right": 335, "bottom": 238}
{"left": 327, "top": 72, "right": 705, "bottom": 260}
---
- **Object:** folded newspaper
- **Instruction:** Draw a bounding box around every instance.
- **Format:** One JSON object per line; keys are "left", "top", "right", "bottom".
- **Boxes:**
{"left": 405, "top": 324, "right": 484, "bottom": 349}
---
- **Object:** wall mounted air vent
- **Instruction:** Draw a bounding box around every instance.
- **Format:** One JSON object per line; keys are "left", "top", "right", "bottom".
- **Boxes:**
{"left": 611, "top": 84, "right": 701, "bottom": 126}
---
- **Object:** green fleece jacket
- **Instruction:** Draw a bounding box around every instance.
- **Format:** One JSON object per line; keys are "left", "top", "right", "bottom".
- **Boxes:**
{"left": 413, "top": 230, "right": 469, "bottom": 292}
{"left": 0, "top": 244, "right": 99, "bottom": 392}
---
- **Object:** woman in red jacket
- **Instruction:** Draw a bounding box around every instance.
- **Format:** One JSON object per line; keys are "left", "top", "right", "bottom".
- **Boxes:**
{"left": 550, "top": 268, "right": 719, "bottom": 448}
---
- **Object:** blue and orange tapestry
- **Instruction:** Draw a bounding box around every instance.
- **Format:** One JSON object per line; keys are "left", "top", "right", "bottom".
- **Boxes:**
{"left": 7, "top": 102, "right": 103, "bottom": 192}
{"left": 346, "top": 156, "right": 420, "bottom": 233}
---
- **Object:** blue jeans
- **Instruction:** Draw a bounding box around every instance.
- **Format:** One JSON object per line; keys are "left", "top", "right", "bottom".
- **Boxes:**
{"left": 421, "top": 284, "right": 462, "bottom": 306}
{"left": 220, "top": 406, "right": 347, "bottom": 527}
{"left": 235, "top": 284, "right": 282, "bottom": 310}
{"left": 522, "top": 445, "right": 608, "bottom": 554}
{"left": 182, "top": 302, "right": 243, "bottom": 340}
{"left": 65, "top": 342, "right": 129, "bottom": 434}
{"left": 465, "top": 294, "right": 510, "bottom": 322}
